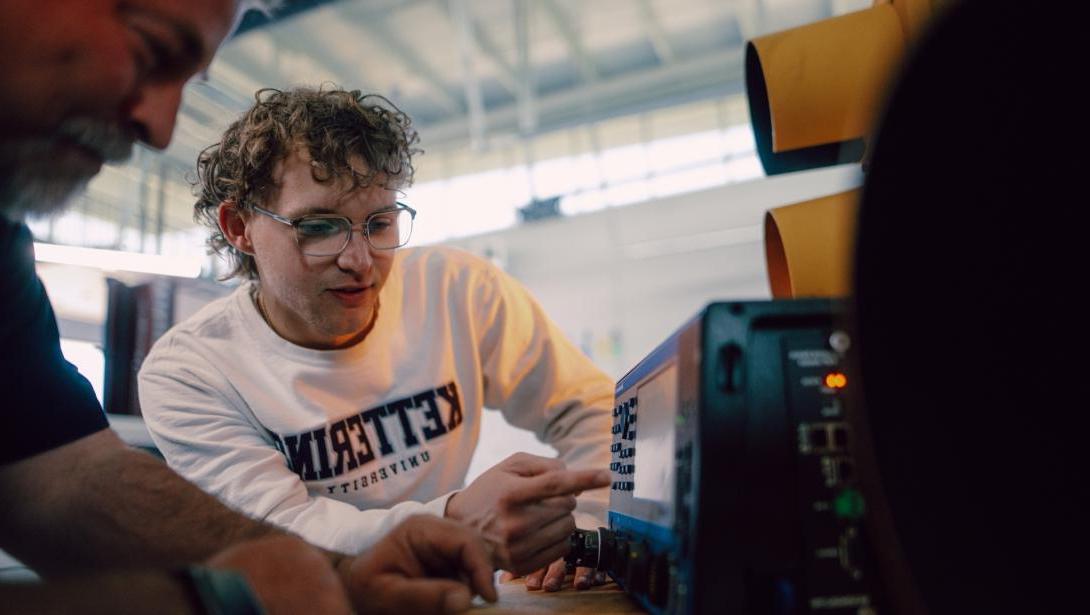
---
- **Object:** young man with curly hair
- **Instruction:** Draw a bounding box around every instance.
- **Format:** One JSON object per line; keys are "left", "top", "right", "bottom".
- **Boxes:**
{"left": 138, "top": 87, "right": 614, "bottom": 592}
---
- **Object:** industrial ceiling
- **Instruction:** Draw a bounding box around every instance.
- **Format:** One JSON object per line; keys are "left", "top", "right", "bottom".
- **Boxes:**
{"left": 53, "top": 0, "right": 869, "bottom": 251}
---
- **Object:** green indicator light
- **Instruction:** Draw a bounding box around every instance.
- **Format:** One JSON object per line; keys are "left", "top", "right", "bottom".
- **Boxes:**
{"left": 834, "top": 488, "right": 866, "bottom": 520}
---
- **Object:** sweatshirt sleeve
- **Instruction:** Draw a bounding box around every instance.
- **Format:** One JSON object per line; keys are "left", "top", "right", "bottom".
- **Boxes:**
{"left": 473, "top": 260, "right": 614, "bottom": 530}
{"left": 138, "top": 338, "right": 451, "bottom": 555}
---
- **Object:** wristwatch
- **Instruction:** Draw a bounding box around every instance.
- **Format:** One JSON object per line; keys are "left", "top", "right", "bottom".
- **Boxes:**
{"left": 179, "top": 566, "right": 266, "bottom": 615}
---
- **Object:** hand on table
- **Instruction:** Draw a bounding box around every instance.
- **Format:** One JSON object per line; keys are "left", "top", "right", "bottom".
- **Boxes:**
{"left": 500, "top": 559, "right": 609, "bottom": 591}
{"left": 444, "top": 453, "right": 611, "bottom": 576}
{"left": 337, "top": 515, "right": 498, "bottom": 614}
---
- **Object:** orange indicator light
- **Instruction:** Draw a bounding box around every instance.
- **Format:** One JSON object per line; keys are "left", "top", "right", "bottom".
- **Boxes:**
{"left": 824, "top": 372, "right": 848, "bottom": 389}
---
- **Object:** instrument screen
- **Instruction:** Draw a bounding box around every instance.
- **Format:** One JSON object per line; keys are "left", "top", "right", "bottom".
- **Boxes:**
{"left": 633, "top": 362, "right": 677, "bottom": 517}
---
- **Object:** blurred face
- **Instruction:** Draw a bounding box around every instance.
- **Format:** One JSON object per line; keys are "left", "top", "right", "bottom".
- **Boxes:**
{"left": 0, "top": 0, "right": 236, "bottom": 218}
{"left": 238, "top": 149, "right": 399, "bottom": 350}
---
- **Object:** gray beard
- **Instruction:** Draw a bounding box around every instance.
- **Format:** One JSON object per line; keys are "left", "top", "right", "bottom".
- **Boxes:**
{"left": 0, "top": 148, "right": 89, "bottom": 222}
{"left": 0, "top": 117, "right": 135, "bottom": 221}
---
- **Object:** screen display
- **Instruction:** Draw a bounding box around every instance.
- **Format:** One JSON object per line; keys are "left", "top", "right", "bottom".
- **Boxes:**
{"left": 633, "top": 363, "right": 677, "bottom": 506}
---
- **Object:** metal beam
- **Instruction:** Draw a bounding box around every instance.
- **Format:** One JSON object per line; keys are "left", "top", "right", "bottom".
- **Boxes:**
{"left": 212, "top": 49, "right": 272, "bottom": 101}
{"left": 540, "top": 0, "right": 598, "bottom": 83}
{"left": 448, "top": 0, "right": 487, "bottom": 149}
{"left": 465, "top": 18, "right": 520, "bottom": 95}
{"left": 57, "top": 318, "right": 103, "bottom": 345}
{"left": 271, "top": 17, "right": 382, "bottom": 93}
{"left": 421, "top": 46, "right": 747, "bottom": 149}
{"left": 514, "top": 0, "right": 536, "bottom": 135}
{"left": 345, "top": 7, "right": 464, "bottom": 114}
{"left": 436, "top": 0, "right": 519, "bottom": 95}
{"left": 636, "top": 0, "right": 675, "bottom": 64}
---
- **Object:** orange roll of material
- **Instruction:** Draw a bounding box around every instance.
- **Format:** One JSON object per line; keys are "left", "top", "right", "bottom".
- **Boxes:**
{"left": 745, "top": 0, "right": 940, "bottom": 176}
{"left": 764, "top": 189, "right": 859, "bottom": 299}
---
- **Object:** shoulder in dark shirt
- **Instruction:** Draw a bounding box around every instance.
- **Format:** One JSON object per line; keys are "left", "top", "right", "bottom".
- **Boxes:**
{"left": 0, "top": 217, "right": 107, "bottom": 464}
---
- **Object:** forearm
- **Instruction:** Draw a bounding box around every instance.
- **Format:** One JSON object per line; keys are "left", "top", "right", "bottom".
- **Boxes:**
{"left": 1, "top": 570, "right": 198, "bottom": 615}
{"left": 0, "top": 430, "right": 280, "bottom": 576}
{"left": 265, "top": 491, "right": 451, "bottom": 555}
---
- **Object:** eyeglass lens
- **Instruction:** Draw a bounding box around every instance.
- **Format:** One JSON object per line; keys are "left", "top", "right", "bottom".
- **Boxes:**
{"left": 295, "top": 209, "right": 413, "bottom": 256}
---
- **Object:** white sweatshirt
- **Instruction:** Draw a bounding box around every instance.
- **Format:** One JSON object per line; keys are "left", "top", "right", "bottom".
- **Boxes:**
{"left": 139, "top": 246, "right": 613, "bottom": 555}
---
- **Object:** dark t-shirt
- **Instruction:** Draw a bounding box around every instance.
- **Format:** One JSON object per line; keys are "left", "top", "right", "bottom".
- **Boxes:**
{"left": 1, "top": 217, "right": 108, "bottom": 463}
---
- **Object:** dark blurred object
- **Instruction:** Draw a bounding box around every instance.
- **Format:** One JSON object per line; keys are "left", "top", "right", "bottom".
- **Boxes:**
{"left": 850, "top": 1, "right": 1084, "bottom": 613}
{"left": 566, "top": 528, "right": 616, "bottom": 571}
{"left": 103, "top": 277, "right": 230, "bottom": 415}
{"left": 517, "top": 196, "right": 561, "bottom": 223}
{"left": 103, "top": 278, "right": 170, "bottom": 416}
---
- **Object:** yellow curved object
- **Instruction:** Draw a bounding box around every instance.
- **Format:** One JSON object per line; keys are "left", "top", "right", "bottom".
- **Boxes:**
{"left": 749, "top": 0, "right": 940, "bottom": 297}
{"left": 764, "top": 189, "right": 860, "bottom": 299}
{"left": 750, "top": 6, "right": 905, "bottom": 154}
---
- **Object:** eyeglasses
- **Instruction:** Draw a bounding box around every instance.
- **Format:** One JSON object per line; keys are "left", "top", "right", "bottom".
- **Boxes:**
{"left": 251, "top": 203, "right": 417, "bottom": 256}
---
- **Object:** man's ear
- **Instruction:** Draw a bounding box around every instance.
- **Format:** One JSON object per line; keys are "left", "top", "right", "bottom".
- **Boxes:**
{"left": 218, "top": 201, "right": 255, "bottom": 255}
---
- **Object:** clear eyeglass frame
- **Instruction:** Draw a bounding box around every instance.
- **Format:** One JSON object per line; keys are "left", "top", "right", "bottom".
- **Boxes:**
{"left": 250, "top": 202, "right": 417, "bottom": 256}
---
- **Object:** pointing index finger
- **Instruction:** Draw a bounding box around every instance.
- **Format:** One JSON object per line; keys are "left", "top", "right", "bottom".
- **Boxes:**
{"left": 503, "top": 469, "right": 611, "bottom": 506}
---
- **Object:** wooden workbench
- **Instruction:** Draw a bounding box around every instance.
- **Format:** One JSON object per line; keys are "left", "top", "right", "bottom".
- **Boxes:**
{"left": 476, "top": 577, "right": 645, "bottom": 614}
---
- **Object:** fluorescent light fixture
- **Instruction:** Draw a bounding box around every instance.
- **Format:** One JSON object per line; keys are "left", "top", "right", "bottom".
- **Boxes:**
{"left": 34, "top": 242, "right": 202, "bottom": 278}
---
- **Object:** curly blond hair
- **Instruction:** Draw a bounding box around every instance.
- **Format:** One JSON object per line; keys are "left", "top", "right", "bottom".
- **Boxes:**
{"left": 194, "top": 86, "right": 421, "bottom": 279}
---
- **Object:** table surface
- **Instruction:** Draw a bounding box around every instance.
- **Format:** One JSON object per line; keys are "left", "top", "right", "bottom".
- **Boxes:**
{"left": 475, "top": 577, "right": 645, "bottom": 614}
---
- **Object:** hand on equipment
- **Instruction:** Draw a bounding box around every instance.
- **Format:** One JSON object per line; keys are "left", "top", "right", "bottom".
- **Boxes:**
{"left": 444, "top": 453, "right": 611, "bottom": 580}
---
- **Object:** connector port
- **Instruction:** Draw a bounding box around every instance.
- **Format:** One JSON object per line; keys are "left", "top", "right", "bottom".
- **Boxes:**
{"left": 832, "top": 425, "right": 849, "bottom": 450}
{"left": 837, "top": 458, "right": 854, "bottom": 482}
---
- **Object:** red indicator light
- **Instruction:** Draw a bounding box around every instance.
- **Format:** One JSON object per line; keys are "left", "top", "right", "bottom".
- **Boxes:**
{"left": 824, "top": 372, "right": 848, "bottom": 389}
